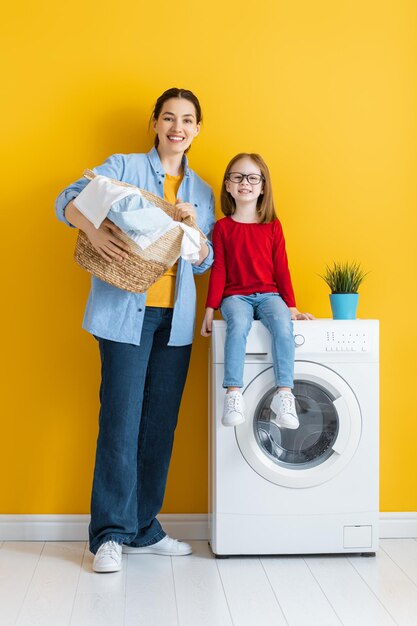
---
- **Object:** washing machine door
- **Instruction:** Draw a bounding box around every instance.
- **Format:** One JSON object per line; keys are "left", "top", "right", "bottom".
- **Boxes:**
{"left": 236, "top": 361, "right": 362, "bottom": 488}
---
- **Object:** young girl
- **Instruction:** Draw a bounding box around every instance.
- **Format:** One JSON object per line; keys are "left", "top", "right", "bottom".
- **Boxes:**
{"left": 201, "top": 153, "right": 313, "bottom": 428}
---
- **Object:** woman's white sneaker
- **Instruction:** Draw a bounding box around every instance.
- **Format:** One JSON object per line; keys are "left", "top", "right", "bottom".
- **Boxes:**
{"left": 222, "top": 390, "right": 245, "bottom": 426}
{"left": 270, "top": 390, "right": 299, "bottom": 429}
{"left": 93, "top": 540, "right": 122, "bottom": 573}
{"left": 122, "top": 535, "right": 192, "bottom": 555}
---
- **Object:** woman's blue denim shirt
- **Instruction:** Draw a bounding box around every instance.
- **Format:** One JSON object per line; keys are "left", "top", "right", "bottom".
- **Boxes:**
{"left": 55, "top": 148, "right": 215, "bottom": 346}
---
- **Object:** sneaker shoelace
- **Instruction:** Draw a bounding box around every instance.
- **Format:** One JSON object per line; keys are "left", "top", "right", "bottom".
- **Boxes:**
{"left": 99, "top": 541, "right": 120, "bottom": 558}
{"left": 226, "top": 394, "right": 243, "bottom": 412}
{"left": 165, "top": 537, "right": 179, "bottom": 547}
{"left": 160, "top": 536, "right": 185, "bottom": 552}
{"left": 278, "top": 393, "right": 296, "bottom": 415}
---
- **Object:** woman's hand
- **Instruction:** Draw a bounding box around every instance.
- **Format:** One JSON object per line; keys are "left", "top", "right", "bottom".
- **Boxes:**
{"left": 85, "top": 218, "right": 130, "bottom": 262}
{"left": 173, "top": 197, "right": 209, "bottom": 266}
{"left": 201, "top": 308, "right": 215, "bottom": 336}
{"left": 173, "top": 198, "right": 196, "bottom": 223}
{"left": 289, "top": 307, "right": 315, "bottom": 321}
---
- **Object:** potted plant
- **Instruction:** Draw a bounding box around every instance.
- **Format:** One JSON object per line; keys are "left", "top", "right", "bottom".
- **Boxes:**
{"left": 320, "top": 261, "right": 368, "bottom": 320}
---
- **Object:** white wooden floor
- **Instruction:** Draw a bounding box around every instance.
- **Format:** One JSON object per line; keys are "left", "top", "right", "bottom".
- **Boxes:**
{"left": 1, "top": 539, "right": 417, "bottom": 626}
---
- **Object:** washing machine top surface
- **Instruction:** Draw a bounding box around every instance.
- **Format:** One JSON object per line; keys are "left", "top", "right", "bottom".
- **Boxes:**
{"left": 212, "top": 319, "right": 379, "bottom": 364}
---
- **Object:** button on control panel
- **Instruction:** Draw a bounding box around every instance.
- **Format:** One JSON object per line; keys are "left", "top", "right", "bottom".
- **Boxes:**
{"left": 325, "top": 330, "right": 369, "bottom": 352}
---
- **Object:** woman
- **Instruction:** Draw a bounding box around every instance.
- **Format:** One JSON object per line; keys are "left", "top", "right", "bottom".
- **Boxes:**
{"left": 55, "top": 88, "right": 214, "bottom": 573}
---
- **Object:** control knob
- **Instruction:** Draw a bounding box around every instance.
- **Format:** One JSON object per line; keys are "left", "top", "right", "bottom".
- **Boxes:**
{"left": 294, "top": 334, "right": 305, "bottom": 347}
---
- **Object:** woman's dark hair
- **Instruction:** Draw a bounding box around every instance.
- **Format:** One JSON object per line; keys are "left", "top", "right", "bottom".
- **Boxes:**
{"left": 150, "top": 88, "right": 202, "bottom": 151}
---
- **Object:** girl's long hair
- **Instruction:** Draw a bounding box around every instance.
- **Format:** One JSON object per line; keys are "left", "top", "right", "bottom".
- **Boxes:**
{"left": 220, "top": 153, "right": 277, "bottom": 224}
{"left": 150, "top": 88, "right": 202, "bottom": 153}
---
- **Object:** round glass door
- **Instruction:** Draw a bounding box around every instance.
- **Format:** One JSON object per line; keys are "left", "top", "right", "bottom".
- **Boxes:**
{"left": 236, "top": 362, "right": 362, "bottom": 488}
{"left": 256, "top": 381, "right": 339, "bottom": 470}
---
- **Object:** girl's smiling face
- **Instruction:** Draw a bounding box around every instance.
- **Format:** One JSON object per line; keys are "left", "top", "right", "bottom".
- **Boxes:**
{"left": 153, "top": 98, "right": 200, "bottom": 155}
{"left": 225, "top": 156, "right": 264, "bottom": 205}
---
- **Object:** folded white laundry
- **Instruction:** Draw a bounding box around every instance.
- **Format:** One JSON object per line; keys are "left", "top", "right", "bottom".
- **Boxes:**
{"left": 173, "top": 221, "right": 201, "bottom": 262}
{"left": 109, "top": 203, "right": 174, "bottom": 245}
{"left": 73, "top": 175, "right": 142, "bottom": 228}
{"left": 74, "top": 175, "right": 201, "bottom": 262}
{"left": 111, "top": 206, "right": 201, "bottom": 262}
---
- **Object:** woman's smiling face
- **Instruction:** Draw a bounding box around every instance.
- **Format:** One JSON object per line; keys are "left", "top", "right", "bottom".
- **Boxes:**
{"left": 153, "top": 97, "right": 200, "bottom": 155}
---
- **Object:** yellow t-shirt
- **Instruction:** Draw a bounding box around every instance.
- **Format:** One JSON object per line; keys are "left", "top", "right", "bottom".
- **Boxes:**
{"left": 146, "top": 173, "right": 183, "bottom": 308}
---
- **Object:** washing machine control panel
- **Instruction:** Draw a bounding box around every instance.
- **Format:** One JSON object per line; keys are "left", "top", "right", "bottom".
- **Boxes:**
{"left": 294, "top": 329, "right": 370, "bottom": 351}
{"left": 291, "top": 321, "right": 378, "bottom": 360}
{"left": 212, "top": 320, "right": 379, "bottom": 363}
{"left": 324, "top": 329, "right": 369, "bottom": 352}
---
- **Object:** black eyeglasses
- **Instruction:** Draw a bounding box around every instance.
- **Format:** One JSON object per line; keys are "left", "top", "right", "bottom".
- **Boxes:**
{"left": 226, "top": 172, "right": 264, "bottom": 185}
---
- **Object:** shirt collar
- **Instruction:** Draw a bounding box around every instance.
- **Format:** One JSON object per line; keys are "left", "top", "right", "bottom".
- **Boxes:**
{"left": 147, "top": 146, "right": 190, "bottom": 177}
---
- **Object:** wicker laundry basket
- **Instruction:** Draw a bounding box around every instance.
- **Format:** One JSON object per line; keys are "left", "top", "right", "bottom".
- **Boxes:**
{"left": 74, "top": 170, "right": 206, "bottom": 293}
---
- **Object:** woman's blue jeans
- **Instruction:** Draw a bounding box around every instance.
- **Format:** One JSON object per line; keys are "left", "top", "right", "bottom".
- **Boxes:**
{"left": 89, "top": 307, "right": 192, "bottom": 554}
{"left": 220, "top": 293, "right": 294, "bottom": 389}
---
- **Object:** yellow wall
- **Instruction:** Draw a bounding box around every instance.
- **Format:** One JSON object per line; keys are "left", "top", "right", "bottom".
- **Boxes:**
{"left": 1, "top": 1, "right": 416, "bottom": 514}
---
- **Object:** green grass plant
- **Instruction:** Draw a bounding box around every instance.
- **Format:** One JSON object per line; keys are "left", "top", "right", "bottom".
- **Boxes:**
{"left": 320, "top": 261, "right": 368, "bottom": 294}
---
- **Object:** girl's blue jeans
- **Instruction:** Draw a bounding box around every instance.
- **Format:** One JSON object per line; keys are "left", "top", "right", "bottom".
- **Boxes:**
{"left": 89, "top": 307, "right": 192, "bottom": 555}
{"left": 220, "top": 293, "right": 294, "bottom": 389}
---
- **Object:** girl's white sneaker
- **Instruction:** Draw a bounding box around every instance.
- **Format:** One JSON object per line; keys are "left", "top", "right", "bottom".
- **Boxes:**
{"left": 270, "top": 390, "right": 299, "bottom": 429}
{"left": 222, "top": 391, "right": 245, "bottom": 426}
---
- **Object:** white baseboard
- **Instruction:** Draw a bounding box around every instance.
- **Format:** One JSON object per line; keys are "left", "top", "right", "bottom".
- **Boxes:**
{"left": 0, "top": 513, "right": 416, "bottom": 542}
{"left": 379, "top": 512, "right": 417, "bottom": 538}
{"left": 0, "top": 514, "right": 208, "bottom": 542}
{"left": 0, "top": 515, "right": 90, "bottom": 541}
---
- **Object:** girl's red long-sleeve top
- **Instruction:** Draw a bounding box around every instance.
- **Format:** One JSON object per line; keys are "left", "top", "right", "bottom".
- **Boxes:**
{"left": 205, "top": 216, "right": 296, "bottom": 310}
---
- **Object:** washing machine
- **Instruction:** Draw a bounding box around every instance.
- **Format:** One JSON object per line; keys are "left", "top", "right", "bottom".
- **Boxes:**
{"left": 209, "top": 319, "right": 379, "bottom": 556}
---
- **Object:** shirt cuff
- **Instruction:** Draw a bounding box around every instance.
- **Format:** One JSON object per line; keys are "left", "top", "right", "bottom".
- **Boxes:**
{"left": 192, "top": 240, "right": 214, "bottom": 274}
{"left": 55, "top": 190, "right": 80, "bottom": 228}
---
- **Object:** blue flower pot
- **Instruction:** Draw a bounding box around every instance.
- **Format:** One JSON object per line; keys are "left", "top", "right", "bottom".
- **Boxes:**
{"left": 329, "top": 293, "right": 359, "bottom": 320}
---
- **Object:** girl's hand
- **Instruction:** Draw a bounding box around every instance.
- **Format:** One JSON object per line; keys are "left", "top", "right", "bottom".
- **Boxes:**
{"left": 289, "top": 307, "right": 315, "bottom": 321}
{"left": 173, "top": 198, "right": 196, "bottom": 223}
{"left": 85, "top": 218, "right": 130, "bottom": 262}
{"left": 201, "top": 308, "right": 215, "bottom": 337}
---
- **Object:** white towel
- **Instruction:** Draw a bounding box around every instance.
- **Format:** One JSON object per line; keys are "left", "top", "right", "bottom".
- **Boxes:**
{"left": 74, "top": 176, "right": 201, "bottom": 262}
